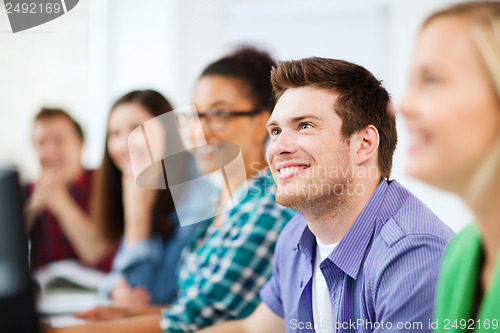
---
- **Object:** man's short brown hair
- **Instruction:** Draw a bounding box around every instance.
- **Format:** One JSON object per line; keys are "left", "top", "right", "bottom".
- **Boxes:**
{"left": 34, "top": 107, "right": 84, "bottom": 142}
{"left": 271, "top": 57, "right": 397, "bottom": 179}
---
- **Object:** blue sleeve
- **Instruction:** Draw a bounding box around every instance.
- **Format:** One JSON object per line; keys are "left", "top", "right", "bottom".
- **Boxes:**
{"left": 99, "top": 240, "right": 126, "bottom": 299}
{"left": 259, "top": 230, "right": 285, "bottom": 318}
{"left": 370, "top": 233, "right": 449, "bottom": 333}
{"left": 100, "top": 223, "right": 198, "bottom": 304}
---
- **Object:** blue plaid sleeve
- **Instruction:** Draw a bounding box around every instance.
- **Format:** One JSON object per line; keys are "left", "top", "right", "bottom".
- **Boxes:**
{"left": 160, "top": 171, "right": 294, "bottom": 332}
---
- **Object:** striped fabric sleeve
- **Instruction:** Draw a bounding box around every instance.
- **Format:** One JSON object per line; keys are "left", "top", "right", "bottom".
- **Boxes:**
{"left": 259, "top": 218, "right": 287, "bottom": 319}
{"left": 369, "top": 233, "right": 449, "bottom": 333}
{"left": 160, "top": 200, "right": 292, "bottom": 332}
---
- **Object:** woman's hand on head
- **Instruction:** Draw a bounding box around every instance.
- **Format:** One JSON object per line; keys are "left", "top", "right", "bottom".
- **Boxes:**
{"left": 121, "top": 175, "right": 158, "bottom": 227}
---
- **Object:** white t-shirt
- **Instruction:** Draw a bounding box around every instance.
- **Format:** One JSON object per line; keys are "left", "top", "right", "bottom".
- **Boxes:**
{"left": 312, "top": 237, "right": 338, "bottom": 333}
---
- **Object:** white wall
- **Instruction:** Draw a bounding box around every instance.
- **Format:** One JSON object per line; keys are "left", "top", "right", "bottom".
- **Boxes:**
{"left": 0, "top": 0, "right": 90, "bottom": 180}
{"left": 0, "top": 0, "right": 472, "bottom": 232}
{"left": 86, "top": 0, "right": 181, "bottom": 167}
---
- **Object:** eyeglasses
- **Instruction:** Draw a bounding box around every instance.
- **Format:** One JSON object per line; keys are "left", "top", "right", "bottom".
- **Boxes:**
{"left": 180, "top": 109, "right": 265, "bottom": 131}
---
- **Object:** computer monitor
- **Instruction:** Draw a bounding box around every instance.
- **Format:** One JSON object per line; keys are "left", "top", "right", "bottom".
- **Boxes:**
{"left": 0, "top": 168, "right": 39, "bottom": 332}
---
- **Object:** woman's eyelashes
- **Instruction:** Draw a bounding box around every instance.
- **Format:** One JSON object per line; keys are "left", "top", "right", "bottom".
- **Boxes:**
{"left": 422, "top": 74, "right": 441, "bottom": 86}
{"left": 420, "top": 68, "right": 444, "bottom": 87}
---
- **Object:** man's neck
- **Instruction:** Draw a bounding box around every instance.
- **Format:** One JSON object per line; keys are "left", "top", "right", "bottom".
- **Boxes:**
{"left": 303, "top": 179, "right": 380, "bottom": 245}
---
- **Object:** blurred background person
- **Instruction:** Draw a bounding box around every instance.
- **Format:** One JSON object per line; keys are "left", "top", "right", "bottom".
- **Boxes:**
{"left": 95, "top": 90, "right": 209, "bottom": 306}
{"left": 48, "top": 46, "right": 295, "bottom": 333}
{"left": 25, "top": 108, "right": 114, "bottom": 272}
{"left": 399, "top": 2, "right": 500, "bottom": 330}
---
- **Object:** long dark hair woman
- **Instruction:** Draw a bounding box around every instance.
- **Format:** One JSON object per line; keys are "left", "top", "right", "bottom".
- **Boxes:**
{"left": 94, "top": 90, "right": 205, "bottom": 306}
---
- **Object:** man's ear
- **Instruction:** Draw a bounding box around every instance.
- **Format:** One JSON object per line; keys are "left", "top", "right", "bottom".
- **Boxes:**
{"left": 253, "top": 110, "right": 272, "bottom": 143}
{"left": 353, "top": 125, "right": 380, "bottom": 165}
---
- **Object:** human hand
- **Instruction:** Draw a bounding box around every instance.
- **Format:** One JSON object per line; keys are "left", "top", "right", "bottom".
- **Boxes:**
{"left": 24, "top": 187, "right": 44, "bottom": 231}
{"left": 24, "top": 171, "right": 71, "bottom": 231}
{"left": 36, "top": 171, "right": 73, "bottom": 214}
{"left": 122, "top": 175, "right": 158, "bottom": 225}
{"left": 74, "top": 306, "right": 132, "bottom": 321}
{"left": 111, "top": 279, "right": 151, "bottom": 307}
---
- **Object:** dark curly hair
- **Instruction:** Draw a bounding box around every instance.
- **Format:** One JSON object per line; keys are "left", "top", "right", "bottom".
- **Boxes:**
{"left": 200, "top": 46, "right": 276, "bottom": 112}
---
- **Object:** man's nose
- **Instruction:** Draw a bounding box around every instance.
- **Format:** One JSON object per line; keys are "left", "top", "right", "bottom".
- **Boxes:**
{"left": 267, "top": 129, "right": 298, "bottom": 158}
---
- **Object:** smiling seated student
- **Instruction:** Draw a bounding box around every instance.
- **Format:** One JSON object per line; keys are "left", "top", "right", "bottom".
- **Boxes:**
{"left": 399, "top": 2, "right": 500, "bottom": 332}
{"left": 197, "top": 57, "right": 455, "bottom": 333}
{"left": 25, "top": 108, "right": 114, "bottom": 272}
{"left": 45, "top": 47, "right": 295, "bottom": 333}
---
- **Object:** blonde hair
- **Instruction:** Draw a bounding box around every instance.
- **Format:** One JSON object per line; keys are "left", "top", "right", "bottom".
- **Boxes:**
{"left": 424, "top": 2, "right": 500, "bottom": 204}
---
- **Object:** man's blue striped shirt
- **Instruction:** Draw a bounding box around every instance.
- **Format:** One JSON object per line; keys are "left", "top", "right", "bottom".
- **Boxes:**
{"left": 260, "top": 179, "right": 455, "bottom": 333}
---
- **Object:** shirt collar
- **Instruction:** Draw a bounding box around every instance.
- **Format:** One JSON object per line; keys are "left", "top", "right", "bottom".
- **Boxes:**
{"left": 298, "top": 224, "right": 316, "bottom": 262}
{"left": 330, "top": 179, "right": 388, "bottom": 279}
{"left": 296, "top": 179, "right": 389, "bottom": 279}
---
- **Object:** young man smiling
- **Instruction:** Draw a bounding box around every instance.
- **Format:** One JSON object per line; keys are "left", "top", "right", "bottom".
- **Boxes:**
{"left": 197, "top": 58, "right": 455, "bottom": 333}
{"left": 26, "top": 108, "right": 114, "bottom": 271}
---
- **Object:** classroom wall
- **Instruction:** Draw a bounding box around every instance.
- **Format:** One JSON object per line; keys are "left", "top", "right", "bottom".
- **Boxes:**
{"left": 0, "top": 0, "right": 90, "bottom": 179}
{"left": 0, "top": 0, "right": 473, "bottom": 232}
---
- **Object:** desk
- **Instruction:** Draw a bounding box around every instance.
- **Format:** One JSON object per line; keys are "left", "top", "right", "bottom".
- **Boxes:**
{"left": 38, "top": 286, "right": 112, "bottom": 327}
{"left": 34, "top": 260, "right": 111, "bottom": 328}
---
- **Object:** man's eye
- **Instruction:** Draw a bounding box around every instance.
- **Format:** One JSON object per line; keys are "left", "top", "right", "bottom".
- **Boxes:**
{"left": 300, "top": 123, "right": 312, "bottom": 130}
{"left": 270, "top": 128, "right": 281, "bottom": 136}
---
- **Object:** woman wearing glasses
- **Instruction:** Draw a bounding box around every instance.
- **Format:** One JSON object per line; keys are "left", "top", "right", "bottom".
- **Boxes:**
{"left": 399, "top": 2, "right": 500, "bottom": 331}
{"left": 159, "top": 46, "right": 294, "bottom": 330}
{"left": 49, "top": 47, "right": 295, "bottom": 333}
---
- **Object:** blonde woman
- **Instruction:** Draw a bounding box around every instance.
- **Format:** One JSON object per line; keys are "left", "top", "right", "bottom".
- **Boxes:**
{"left": 399, "top": 2, "right": 500, "bottom": 331}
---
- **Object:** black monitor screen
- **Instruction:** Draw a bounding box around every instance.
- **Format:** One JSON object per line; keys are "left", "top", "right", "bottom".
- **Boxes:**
{"left": 0, "top": 168, "right": 39, "bottom": 332}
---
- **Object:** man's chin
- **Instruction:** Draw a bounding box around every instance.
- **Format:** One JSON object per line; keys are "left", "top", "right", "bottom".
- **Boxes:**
{"left": 274, "top": 192, "right": 304, "bottom": 210}
{"left": 274, "top": 182, "right": 326, "bottom": 210}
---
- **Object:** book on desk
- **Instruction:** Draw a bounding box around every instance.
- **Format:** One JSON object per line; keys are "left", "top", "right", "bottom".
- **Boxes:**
{"left": 34, "top": 259, "right": 112, "bottom": 327}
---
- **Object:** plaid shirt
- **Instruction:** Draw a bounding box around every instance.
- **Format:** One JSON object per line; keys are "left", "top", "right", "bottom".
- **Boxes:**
{"left": 27, "top": 169, "right": 113, "bottom": 272}
{"left": 160, "top": 169, "right": 295, "bottom": 332}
